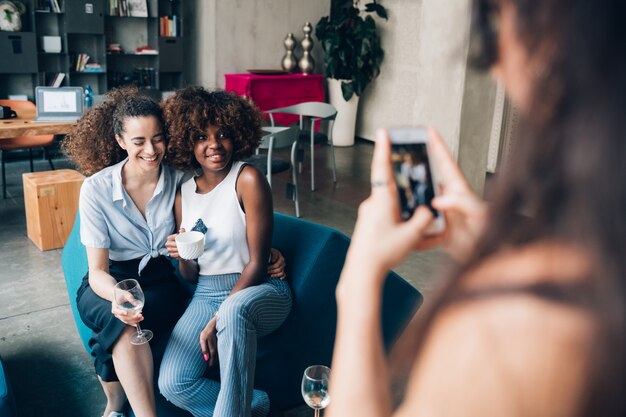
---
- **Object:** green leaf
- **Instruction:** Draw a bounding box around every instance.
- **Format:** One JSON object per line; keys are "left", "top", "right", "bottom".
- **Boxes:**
{"left": 364, "top": 2, "right": 388, "bottom": 19}
{"left": 341, "top": 81, "right": 355, "bottom": 101}
{"left": 315, "top": 1, "right": 386, "bottom": 93}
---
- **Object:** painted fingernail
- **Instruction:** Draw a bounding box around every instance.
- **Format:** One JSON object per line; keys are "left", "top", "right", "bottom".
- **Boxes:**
{"left": 203, "top": 354, "right": 209, "bottom": 361}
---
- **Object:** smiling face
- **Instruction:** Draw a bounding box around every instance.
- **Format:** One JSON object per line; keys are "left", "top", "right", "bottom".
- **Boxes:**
{"left": 193, "top": 124, "right": 234, "bottom": 175}
{"left": 115, "top": 115, "right": 166, "bottom": 174}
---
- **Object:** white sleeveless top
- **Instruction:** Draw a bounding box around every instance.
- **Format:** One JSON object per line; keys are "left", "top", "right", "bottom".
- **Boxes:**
{"left": 180, "top": 161, "right": 249, "bottom": 276}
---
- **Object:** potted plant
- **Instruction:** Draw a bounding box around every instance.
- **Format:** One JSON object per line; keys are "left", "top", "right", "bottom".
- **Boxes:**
{"left": 315, "top": 0, "right": 387, "bottom": 146}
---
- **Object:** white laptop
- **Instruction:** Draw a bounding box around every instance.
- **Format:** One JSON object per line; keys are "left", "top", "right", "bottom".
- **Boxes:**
{"left": 33, "top": 86, "right": 84, "bottom": 122}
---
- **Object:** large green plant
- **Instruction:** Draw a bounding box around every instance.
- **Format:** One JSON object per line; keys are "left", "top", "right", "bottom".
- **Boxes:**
{"left": 315, "top": 0, "right": 387, "bottom": 101}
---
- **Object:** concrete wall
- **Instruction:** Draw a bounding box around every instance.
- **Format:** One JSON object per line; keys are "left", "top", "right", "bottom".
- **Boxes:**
{"left": 357, "top": 0, "right": 471, "bottom": 155}
{"left": 184, "top": 0, "right": 329, "bottom": 89}
{"left": 183, "top": 0, "right": 496, "bottom": 194}
{"left": 354, "top": 0, "right": 495, "bottom": 194}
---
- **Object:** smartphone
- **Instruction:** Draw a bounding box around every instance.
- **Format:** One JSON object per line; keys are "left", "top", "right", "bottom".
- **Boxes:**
{"left": 388, "top": 127, "right": 445, "bottom": 235}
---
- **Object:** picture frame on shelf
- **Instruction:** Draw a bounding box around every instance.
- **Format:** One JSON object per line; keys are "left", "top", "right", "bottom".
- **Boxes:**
{"left": 127, "top": 0, "right": 147, "bottom": 17}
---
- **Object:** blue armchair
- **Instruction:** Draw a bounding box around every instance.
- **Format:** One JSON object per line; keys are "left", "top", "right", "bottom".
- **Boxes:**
{"left": 0, "top": 356, "right": 16, "bottom": 417}
{"left": 62, "top": 212, "right": 422, "bottom": 415}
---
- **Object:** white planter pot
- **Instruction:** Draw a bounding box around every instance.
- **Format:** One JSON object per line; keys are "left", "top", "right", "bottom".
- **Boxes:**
{"left": 328, "top": 78, "right": 360, "bottom": 147}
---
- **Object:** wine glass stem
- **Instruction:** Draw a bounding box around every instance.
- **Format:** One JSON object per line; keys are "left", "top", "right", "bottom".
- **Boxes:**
{"left": 314, "top": 409, "right": 320, "bottom": 417}
{"left": 136, "top": 323, "right": 144, "bottom": 337}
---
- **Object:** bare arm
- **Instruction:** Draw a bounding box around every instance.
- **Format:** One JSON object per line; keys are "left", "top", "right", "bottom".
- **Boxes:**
{"left": 328, "top": 129, "right": 484, "bottom": 417}
{"left": 231, "top": 165, "right": 273, "bottom": 294}
{"left": 86, "top": 246, "right": 117, "bottom": 301}
{"left": 327, "top": 131, "right": 434, "bottom": 417}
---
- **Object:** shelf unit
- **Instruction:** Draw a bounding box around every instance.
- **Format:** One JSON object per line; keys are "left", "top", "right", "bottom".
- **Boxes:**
{"left": 0, "top": 0, "right": 184, "bottom": 101}
{"left": 0, "top": 0, "right": 38, "bottom": 100}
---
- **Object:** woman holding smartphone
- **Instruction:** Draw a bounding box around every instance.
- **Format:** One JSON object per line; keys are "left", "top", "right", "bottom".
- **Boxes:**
{"left": 328, "top": 0, "right": 626, "bottom": 416}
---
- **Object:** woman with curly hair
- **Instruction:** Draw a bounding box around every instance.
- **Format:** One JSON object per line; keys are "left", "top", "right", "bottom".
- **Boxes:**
{"left": 158, "top": 87, "right": 292, "bottom": 417}
{"left": 63, "top": 87, "right": 286, "bottom": 417}
{"left": 63, "top": 86, "right": 186, "bottom": 417}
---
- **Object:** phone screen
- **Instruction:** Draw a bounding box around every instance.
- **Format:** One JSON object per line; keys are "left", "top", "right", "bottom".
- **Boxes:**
{"left": 391, "top": 142, "right": 439, "bottom": 221}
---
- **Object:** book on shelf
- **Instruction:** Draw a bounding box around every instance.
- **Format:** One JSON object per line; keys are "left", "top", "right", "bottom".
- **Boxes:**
{"left": 83, "top": 63, "right": 104, "bottom": 72}
{"left": 109, "top": 0, "right": 129, "bottom": 16}
{"left": 135, "top": 47, "right": 158, "bottom": 55}
{"left": 49, "top": 0, "right": 61, "bottom": 13}
{"left": 50, "top": 72, "right": 65, "bottom": 87}
{"left": 71, "top": 53, "right": 91, "bottom": 72}
{"left": 160, "top": 15, "right": 178, "bottom": 37}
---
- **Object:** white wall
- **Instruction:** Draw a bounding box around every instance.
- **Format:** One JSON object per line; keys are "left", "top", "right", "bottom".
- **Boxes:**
{"left": 183, "top": 0, "right": 495, "bottom": 193}
{"left": 355, "top": 0, "right": 495, "bottom": 193}
{"left": 356, "top": 0, "right": 472, "bottom": 159}
{"left": 184, "top": 0, "right": 329, "bottom": 89}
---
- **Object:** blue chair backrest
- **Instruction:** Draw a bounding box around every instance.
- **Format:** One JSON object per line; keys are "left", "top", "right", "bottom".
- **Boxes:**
{"left": 61, "top": 213, "right": 91, "bottom": 353}
{"left": 255, "top": 213, "right": 422, "bottom": 409}
{"left": 0, "top": 355, "right": 17, "bottom": 417}
{"left": 62, "top": 211, "right": 422, "bottom": 411}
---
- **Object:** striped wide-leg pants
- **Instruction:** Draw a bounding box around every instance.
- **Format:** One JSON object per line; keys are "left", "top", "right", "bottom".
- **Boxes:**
{"left": 158, "top": 273, "right": 292, "bottom": 417}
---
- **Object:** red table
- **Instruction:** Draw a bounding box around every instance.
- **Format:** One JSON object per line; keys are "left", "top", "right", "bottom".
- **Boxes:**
{"left": 224, "top": 73, "right": 325, "bottom": 127}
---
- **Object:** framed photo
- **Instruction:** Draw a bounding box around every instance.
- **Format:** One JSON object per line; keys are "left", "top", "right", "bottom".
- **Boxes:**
{"left": 128, "top": 0, "right": 148, "bottom": 17}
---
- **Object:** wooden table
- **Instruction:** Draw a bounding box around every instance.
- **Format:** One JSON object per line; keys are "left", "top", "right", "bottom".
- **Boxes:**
{"left": 0, "top": 108, "right": 77, "bottom": 139}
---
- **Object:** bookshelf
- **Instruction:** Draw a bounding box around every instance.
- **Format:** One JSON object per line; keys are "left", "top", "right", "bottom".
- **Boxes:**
{"left": 0, "top": 0, "right": 184, "bottom": 100}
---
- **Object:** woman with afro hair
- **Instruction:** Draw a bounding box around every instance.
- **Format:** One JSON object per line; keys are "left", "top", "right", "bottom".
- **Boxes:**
{"left": 158, "top": 87, "right": 292, "bottom": 417}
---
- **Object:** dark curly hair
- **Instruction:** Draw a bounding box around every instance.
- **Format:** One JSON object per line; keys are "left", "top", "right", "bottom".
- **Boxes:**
{"left": 163, "top": 87, "right": 263, "bottom": 172}
{"left": 62, "top": 86, "right": 164, "bottom": 176}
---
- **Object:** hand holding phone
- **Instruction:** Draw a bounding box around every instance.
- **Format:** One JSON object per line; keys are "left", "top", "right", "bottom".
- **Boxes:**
{"left": 389, "top": 127, "right": 446, "bottom": 235}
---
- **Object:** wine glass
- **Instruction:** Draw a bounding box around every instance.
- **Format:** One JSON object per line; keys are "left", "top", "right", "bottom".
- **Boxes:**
{"left": 113, "top": 279, "right": 153, "bottom": 345}
{"left": 301, "top": 365, "right": 331, "bottom": 417}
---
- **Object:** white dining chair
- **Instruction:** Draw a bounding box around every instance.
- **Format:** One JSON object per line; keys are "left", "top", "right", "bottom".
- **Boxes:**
{"left": 266, "top": 102, "right": 337, "bottom": 191}
{"left": 245, "top": 125, "right": 301, "bottom": 217}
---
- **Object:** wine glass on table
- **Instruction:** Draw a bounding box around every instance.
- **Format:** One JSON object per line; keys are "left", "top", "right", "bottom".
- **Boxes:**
{"left": 113, "top": 279, "right": 153, "bottom": 345}
{"left": 301, "top": 365, "right": 331, "bottom": 417}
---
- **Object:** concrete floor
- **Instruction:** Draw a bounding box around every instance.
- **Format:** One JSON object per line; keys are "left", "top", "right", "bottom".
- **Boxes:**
{"left": 0, "top": 141, "right": 444, "bottom": 417}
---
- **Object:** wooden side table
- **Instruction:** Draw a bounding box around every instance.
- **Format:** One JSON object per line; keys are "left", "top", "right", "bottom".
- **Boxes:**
{"left": 224, "top": 73, "right": 325, "bottom": 126}
{"left": 22, "top": 169, "right": 85, "bottom": 250}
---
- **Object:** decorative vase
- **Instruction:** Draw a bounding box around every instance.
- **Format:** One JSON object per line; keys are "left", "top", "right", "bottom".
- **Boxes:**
{"left": 298, "top": 22, "right": 315, "bottom": 75}
{"left": 281, "top": 33, "right": 298, "bottom": 72}
{"left": 328, "top": 78, "right": 359, "bottom": 147}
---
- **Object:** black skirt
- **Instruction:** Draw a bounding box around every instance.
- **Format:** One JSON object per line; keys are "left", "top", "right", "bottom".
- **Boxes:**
{"left": 76, "top": 256, "right": 185, "bottom": 382}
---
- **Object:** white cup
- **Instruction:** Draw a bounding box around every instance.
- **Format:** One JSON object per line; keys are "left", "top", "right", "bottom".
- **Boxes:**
{"left": 175, "top": 231, "right": 205, "bottom": 260}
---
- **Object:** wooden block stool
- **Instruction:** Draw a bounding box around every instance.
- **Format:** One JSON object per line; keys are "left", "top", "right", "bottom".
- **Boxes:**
{"left": 22, "top": 169, "right": 85, "bottom": 250}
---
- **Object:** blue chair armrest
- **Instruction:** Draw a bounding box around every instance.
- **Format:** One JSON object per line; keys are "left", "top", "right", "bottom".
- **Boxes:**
{"left": 0, "top": 356, "right": 17, "bottom": 417}
{"left": 62, "top": 212, "right": 422, "bottom": 414}
{"left": 255, "top": 213, "right": 422, "bottom": 410}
